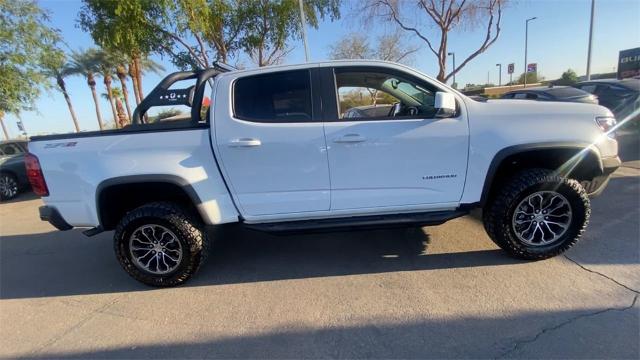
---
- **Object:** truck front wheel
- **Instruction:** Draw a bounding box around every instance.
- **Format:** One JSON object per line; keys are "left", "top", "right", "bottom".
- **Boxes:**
{"left": 114, "top": 202, "right": 208, "bottom": 287}
{"left": 483, "top": 169, "right": 590, "bottom": 260}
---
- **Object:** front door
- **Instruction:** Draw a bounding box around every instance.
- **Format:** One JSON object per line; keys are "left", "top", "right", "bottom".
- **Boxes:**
{"left": 322, "top": 66, "right": 469, "bottom": 210}
{"left": 213, "top": 68, "right": 330, "bottom": 217}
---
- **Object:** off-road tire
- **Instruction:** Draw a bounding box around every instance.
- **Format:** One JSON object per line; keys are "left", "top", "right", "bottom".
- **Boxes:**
{"left": 114, "top": 202, "right": 208, "bottom": 287}
{"left": 483, "top": 169, "right": 590, "bottom": 260}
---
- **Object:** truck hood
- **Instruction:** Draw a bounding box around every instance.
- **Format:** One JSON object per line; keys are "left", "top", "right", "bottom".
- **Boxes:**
{"left": 469, "top": 98, "right": 614, "bottom": 118}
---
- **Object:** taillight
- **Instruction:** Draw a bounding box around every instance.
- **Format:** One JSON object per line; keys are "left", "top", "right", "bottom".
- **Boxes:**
{"left": 24, "top": 153, "right": 49, "bottom": 196}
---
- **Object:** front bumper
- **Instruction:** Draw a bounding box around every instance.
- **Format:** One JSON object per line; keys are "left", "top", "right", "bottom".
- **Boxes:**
{"left": 583, "top": 156, "right": 622, "bottom": 197}
{"left": 39, "top": 206, "right": 72, "bottom": 231}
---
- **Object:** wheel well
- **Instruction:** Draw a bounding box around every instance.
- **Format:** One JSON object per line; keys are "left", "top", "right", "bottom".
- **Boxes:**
{"left": 482, "top": 147, "right": 602, "bottom": 205}
{"left": 0, "top": 169, "right": 16, "bottom": 178}
{"left": 97, "top": 181, "right": 202, "bottom": 230}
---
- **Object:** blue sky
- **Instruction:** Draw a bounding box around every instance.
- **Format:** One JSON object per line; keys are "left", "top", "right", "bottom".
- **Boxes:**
{"left": 4, "top": 0, "right": 640, "bottom": 138}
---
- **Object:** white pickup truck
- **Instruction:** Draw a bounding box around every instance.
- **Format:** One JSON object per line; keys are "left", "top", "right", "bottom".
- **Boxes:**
{"left": 28, "top": 60, "right": 621, "bottom": 286}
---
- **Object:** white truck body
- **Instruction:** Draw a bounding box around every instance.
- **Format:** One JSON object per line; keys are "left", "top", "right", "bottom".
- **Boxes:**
{"left": 30, "top": 60, "right": 618, "bottom": 229}
{"left": 27, "top": 60, "right": 623, "bottom": 286}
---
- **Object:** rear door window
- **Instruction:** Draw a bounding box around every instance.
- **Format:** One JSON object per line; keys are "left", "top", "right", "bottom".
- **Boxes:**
{"left": 233, "top": 70, "right": 313, "bottom": 123}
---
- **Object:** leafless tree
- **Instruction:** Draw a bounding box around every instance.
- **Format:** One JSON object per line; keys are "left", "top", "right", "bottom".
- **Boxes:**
{"left": 329, "top": 33, "right": 374, "bottom": 60}
{"left": 361, "top": 0, "right": 506, "bottom": 82}
{"left": 329, "top": 31, "right": 418, "bottom": 63}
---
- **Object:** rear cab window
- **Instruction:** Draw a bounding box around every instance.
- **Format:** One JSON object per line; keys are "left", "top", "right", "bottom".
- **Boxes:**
{"left": 233, "top": 70, "right": 313, "bottom": 123}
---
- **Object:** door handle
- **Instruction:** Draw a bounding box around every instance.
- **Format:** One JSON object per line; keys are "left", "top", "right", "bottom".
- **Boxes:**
{"left": 228, "top": 138, "right": 262, "bottom": 147}
{"left": 333, "top": 134, "right": 366, "bottom": 143}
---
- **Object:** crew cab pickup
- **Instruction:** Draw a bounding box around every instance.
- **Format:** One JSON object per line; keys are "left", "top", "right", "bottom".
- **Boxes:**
{"left": 28, "top": 60, "right": 621, "bottom": 286}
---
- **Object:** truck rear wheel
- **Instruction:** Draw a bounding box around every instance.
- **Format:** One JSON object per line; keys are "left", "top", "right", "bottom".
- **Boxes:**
{"left": 483, "top": 169, "right": 590, "bottom": 260}
{"left": 114, "top": 202, "right": 208, "bottom": 287}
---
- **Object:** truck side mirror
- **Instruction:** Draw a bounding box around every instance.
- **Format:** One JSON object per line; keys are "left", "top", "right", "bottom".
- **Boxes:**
{"left": 435, "top": 92, "right": 456, "bottom": 118}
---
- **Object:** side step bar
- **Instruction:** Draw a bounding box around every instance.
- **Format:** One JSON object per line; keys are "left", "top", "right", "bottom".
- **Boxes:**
{"left": 243, "top": 210, "right": 468, "bottom": 234}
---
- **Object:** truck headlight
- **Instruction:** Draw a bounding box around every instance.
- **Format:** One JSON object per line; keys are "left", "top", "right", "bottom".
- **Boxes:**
{"left": 595, "top": 116, "right": 617, "bottom": 138}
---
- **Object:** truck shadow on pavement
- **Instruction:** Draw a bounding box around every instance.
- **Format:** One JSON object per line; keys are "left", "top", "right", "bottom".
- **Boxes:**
{"left": 0, "top": 225, "right": 518, "bottom": 300}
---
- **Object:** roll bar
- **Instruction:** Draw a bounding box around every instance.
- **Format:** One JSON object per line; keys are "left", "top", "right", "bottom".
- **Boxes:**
{"left": 131, "top": 63, "right": 233, "bottom": 125}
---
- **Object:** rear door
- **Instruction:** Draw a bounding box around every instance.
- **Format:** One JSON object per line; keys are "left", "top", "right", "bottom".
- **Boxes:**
{"left": 321, "top": 65, "right": 469, "bottom": 211}
{"left": 213, "top": 67, "right": 330, "bottom": 217}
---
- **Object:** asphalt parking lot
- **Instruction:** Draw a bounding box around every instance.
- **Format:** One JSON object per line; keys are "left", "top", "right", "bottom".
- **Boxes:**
{"left": 1, "top": 154, "right": 639, "bottom": 358}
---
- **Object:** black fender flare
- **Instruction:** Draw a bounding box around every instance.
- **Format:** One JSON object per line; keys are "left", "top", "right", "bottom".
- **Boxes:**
{"left": 95, "top": 174, "right": 205, "bottom": 228}
{"left": 479, "top": 142, "right": 602, "bottom": 206}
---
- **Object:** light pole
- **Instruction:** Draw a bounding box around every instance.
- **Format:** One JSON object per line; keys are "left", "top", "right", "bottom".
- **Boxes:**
{"left": 298, "top": 0, "right": 310, "bottom": 62}
{"left": 447, "top": 52, "right": 456, "bottom": 87}
{"left": 524, "top": 17, "right": 537, "bottom": 88}
{"left": 586, "top": 0, "right": 595, "bottom": 80}
{"left": 496, "top": 63, "right": 502, "bottom": 86}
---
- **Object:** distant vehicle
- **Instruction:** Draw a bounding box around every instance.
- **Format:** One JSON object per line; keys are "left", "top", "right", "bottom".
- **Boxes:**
{"left": 468, "top": 95, "right": 488, "bottom": 102}
{"left": 574, "top": 79, "right": 640, "bottom": 123}
{"left": 0, "top": 140, "right": 29, "bottom": 200}
{"left": 343, "top": 104, "right": 393, "bottom": 118}
{"left": 500, "top": 86, "right": 598, "bottom": 104}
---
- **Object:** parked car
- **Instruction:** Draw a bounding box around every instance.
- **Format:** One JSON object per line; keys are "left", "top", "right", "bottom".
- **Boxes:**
{"left": 500, "top": 86, "right": 598, "bottom": 104}
{"left": 0, "top": 140, "right": 29, "bottom": 200}
{"left": 343, "top": 104, "right": 393, "bottom": 119}
{"left": 28, "top": 60, "right": 620, "bottom": 287}
{"left": 574, "top": 78, "right": 640, "bottom": 124}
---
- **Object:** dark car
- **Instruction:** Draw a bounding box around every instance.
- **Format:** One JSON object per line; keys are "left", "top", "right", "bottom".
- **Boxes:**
{"left": 0, "top": 140, "right": 29, "bottom": 200}
{"left": 574, "top": 78, "right": 640, "bottom": 124}
{"left": 343, "top": 104, "right": 393, "bottom": 119}
{"left": 500, "top": 86, "right": 598, "bottom": 104}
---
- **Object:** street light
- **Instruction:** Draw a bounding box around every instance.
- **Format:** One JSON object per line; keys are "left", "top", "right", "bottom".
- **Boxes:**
{"left": 586, "top": 0, "right": 595, "bottom": 80}
{"left": 524, "top": 16, "right": 537, "bottom": 88}
{"left": 447, "top": 52, "right": 456, "bottom": 87}
{"left": 496, "top": 63, "right": 502, "bottom": 86}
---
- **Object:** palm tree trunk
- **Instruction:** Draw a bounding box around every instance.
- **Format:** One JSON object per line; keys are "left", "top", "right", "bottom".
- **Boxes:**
{"left": 134, "top": 55, "right": 144, "bottom": 100}
{"left": 0, "top": 112, "right": 9, "bottom": 140}
{"left": 57, "top": 75, "right": 80, "bottom": 132}
{"left": 88, "top": 73, "right": 104, "bottom": 130}
{"left": 115, "top": 98, "right": 128, "bottom": 128}
{"left": 104, "top": 75, "right": 118, "bottom": 128}
{"left": 116, "top": 65, "right": 133, "bottom": 121}
{"left": 129, "top": 61, "right": 141, "bottom": 105}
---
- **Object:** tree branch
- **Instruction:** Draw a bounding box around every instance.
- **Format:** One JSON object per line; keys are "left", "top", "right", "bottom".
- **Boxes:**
{"left": 445, "top": 0, "right": 502, "bottom": 82}
{"left": 158, "top": 29, "right": 207, "bottom": 69}
{"left": 193, "top": 32, "right": 210, "bottom": 68}
{"left": 377, "top": 0, "right": 439, "bottom": 57}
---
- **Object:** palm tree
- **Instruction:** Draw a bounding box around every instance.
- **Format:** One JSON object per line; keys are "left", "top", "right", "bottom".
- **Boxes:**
{"left": 52, "top": 65, "right": 81, "bottom": 133}
{"left": 43, "top": 53, "right": 81, "bottom": 132}
{"left": 95, "top": 50, "right": 120, "bottom": 126}
{"left": 101, "top": 87, "right": 128, "bottom": 128}
{"left": 129, "top": 55, "right": 164, "bottom": 105}
{"left": 0, "top": 111, "right": 9, "bottom": 140}
{"left": 70, "top": 49, "right": 104, "bottom": 130}
{"left": 115, "top": 59, "right": 134, "bottom": 121}
{"left": 128, "top": 59, "right": 141, "bottom": 105}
